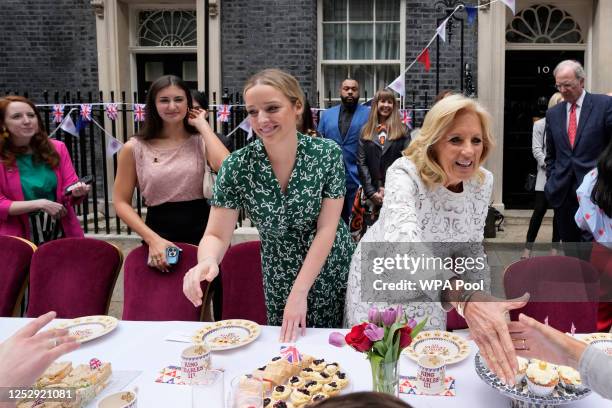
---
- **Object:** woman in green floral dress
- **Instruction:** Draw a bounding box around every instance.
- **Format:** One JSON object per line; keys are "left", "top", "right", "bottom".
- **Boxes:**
{"left": 183, "top": 69, "right": 354, "bottom": 341}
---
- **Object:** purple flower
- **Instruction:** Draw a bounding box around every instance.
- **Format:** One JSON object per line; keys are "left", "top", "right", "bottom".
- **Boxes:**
{"left": 396, "top": 305, "right": 404, "bottom": 322}
{"left": 407, "top": 318, "right": 417, "bottom": 329}
{"left": 368, "top": 306, "right": 381, "bottom": 325}
{"left": 328, "top": 331, "right": 346, "bottom": 347}
{"left": 363, "top": 323, "right": 384, "bottom": 342}
{"left": 382, "top": 307, "right": 397, "bottom": 326}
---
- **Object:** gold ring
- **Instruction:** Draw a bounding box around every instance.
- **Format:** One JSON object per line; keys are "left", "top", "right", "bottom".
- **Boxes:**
{"left": 48, "top": 338, "right": 58, "bottom": 348}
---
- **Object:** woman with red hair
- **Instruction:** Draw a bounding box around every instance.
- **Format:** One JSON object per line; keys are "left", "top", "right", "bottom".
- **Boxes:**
{"left": 0, "top": 96, "right": 89, "bottom": 244}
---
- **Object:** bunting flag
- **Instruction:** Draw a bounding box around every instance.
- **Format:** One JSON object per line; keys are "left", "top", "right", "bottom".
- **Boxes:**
{"left": 217, "top": 104, "right": 231, "bottom": 122}
{"left": 238, "top": 117, "right": 253, "bottom": 140}
{"left": 436, "top": 17, "right": 449, "bottom": 42}
{"left": 52, "top": 104, "right": 64, "bottom": 124}
{"left": 60, "top": 115, "right": 79, "bottom": 137}
{"left": 310, "top": 108, "right": 318, "bottom": 127}
{"left": 501, "top": 0, "right": 516, "bottom": 15}
{"left": 417, "top": 48, "right": 431, "bottom": 72}
{"left": 106, "top": 136, "right": 124, "bottom": 156}
{"left": 133, "top": 104, "right": 146, "bottom": 122}
{"left": 400, "top": 109, "right": 412, "bottom": 129}
{"left": 387, "top": 72, "right": 405, "bottom": 97}
{"left": 105, "top": 103, "right": 118, "bottom": 121}
{"left": 465, "top": 6, "right": 478, "bottom": 25}
{"left": 544, "top": 316, "right": 549, "bottom": 325}
{"left": 570, "top": 322, "right": 576, "bottom": 335}
{"left": 80, "top": 104, "right": 92, "bottom": 122}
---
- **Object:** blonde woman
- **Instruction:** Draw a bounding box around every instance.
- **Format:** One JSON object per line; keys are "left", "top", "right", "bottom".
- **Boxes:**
{"left": 344, "top": 94, "right": 529, "bottom": 386}
{"left": 352, "top": 89, "right": 410, "bottom": 240}
{"left": 183, "top": 69, "right": 354, "bottom": 341}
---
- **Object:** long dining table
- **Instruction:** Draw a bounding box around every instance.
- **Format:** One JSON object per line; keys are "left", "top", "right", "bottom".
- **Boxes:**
{"left": 0, "top": 318, "right": 609, "bottom": 407}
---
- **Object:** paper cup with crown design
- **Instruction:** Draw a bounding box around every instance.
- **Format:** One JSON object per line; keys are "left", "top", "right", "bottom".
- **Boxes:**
{"left": 181, "top": 344, "right": 212, "bottom": 383}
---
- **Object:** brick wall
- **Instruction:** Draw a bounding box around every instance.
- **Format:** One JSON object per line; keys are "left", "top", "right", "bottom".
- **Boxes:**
{"left": 220, "top": 0, "right": 318, "bottom": 103}
{"left": 0, "top": 0, "right": 99, "bottom": 103}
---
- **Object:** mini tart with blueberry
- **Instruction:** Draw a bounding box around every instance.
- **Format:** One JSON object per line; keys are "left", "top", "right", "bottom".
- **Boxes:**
{"left": 303, "top": 380, "right": 322, "bottom": 394}
{"left": 272, "top": 384, "right": 292, "bottom": 400}
{"left": 310, "top": 359, "right": 326, "bottom": 372}
{"left": 332, "top": 372, "right": 349, "bottom": 388}
{"left": 290, "top": 388, "right": 311, "bottom": 406}
{"left": 322, "top": 381, "right": 341, "bottom": 396}
{"left": 323, "top": 363, "right": 340, "bottom": 376}
{"left": 288, "top": 375, "right": 305, "bottom": 389}
{"left": 315, "top": 371, "right": 332, "bottom": 384}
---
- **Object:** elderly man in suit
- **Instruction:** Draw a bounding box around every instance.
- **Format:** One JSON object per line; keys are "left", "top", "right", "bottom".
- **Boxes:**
{"left": 545, "top": 60, "right": 612, "bottom": 245}
{"left": 318, "top": 78, "right": 370, "bottom": 224}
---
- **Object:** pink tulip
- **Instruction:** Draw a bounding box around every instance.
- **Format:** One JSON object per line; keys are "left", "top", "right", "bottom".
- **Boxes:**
{"left": 396, "top": 304, "right": 404, "bottom": 322}
{"left": 328, "top": 331, "right": 346, "bottom": 347}
{"left": 407, "top": 318, "right": 417, "bottom": 329}
{"left": 364, "top": 323, "right": 384, "bottom": 342}
{"left": 368, "top": 306, "right": 381, "bottom": 325}
{"left": 382, "top": 307, "right": 397, "bottom": 326}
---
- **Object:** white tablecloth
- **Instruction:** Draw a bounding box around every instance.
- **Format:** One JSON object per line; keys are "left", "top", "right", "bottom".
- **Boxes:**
{"left": 0, "top": 318, "right": 608, "bottom": 407}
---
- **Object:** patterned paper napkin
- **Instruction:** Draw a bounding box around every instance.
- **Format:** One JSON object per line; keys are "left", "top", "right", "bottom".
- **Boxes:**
{"left": 399, "top": 375, "right": 456, "bottom": 396}
{"left": 155, "top": 366, "right": 222, "bottom": 385}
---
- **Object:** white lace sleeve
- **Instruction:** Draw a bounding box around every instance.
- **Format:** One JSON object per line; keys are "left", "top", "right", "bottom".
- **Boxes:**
{"left": 380, "top": 162, "right": 423, "bottom": 242}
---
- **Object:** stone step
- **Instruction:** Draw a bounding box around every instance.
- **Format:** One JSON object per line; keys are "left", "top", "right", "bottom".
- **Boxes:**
{"left": 501, "top": 209, "right": 554, "bottom": 226}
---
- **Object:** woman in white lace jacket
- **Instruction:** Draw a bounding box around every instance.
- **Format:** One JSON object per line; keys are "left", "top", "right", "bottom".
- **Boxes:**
{"left": 344, "top": 94, "right": 528, "bottom": 386}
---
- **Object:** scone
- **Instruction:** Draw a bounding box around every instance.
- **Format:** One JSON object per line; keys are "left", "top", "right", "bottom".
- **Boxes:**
{"left": 300, "top": 367, "right": 316, "bottom": 380}
{"left": 322, "top": 381, "right": 341, "bottom": 396}
{"left": 310, "top": 359, "right": 326, "bottom": 372}
{"left": 272, "top": 385, "right": 292, "bottom": 401}
{"left": 303, "top": 380, "right": 322, "bottom": 394}
{"left": 526, "top": 361, "right": 559, "bottom": 397}
{"left": 332, "top": 372, "right": 349, "bottom": 389}
{"left": 310, "top": 392, "right": 329, "bottom": 403}
{"left": 288, "top": 375, "right": 305, "bottom": 389}
{"left": 323, "top": 363, "right": 340, "bottom": 376}
{"left": 290, "top": 388, "right": 311, "bottom": 407}
{"left": 314, "top": 372, "right": 332, "bottom": 384}
{"left": 272, "top": 401, "right": 295, "bottom": 408}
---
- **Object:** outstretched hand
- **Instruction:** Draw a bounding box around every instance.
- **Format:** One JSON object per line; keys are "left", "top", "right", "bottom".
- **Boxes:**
{"left": 464, "top": 292, "right": 530, "bottom": 385}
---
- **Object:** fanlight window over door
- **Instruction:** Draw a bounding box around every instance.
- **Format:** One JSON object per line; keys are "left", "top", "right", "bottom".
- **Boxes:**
{"left": 138, "top": 10, "right": 197, "bottom": 47}
{"left": 506, "top": 4, "right": 583, "bottom": 44}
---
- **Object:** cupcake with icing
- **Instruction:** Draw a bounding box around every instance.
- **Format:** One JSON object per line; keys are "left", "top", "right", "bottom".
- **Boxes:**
{"left": 557, "top": 365, "right": 584, "bottom": 392}
{"left": 526, "top": 360, "right": 559, "bottom": 397}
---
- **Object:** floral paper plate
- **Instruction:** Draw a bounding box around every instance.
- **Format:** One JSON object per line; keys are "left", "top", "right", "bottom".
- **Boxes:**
{"left": 192, "top": 319, "right": 261, "bottom": 351}
{"left": 53, "top": 315, "right": 118, "bottom": 343}
{"left": 402, "top": 330, "right": 470, "bottom": 364}
{"left": 474, "top": 352, "right": 591, "bottom": 407}
{"left": 582, "top": 332, "right": 612, "bottom": 356}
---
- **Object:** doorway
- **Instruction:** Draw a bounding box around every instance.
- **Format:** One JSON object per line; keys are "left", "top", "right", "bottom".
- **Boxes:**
{"left": 136, "top": 53, "right": 198, "bottom": 103}
{"left": 503, "top": 50, "right": 584, "bottom": 209}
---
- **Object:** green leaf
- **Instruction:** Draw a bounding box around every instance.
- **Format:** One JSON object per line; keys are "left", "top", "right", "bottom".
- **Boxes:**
{"left": 385, "top": 321, "right": 404, "bottom": 349}
{"left": 411, "top": 317, "right": 428, "bottom": 338}
{"left": 373, "top": 341, "right": 387, "bottom": 358}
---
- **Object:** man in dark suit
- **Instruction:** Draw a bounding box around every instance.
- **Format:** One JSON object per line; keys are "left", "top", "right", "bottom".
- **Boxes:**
{"left": 318, "top": 78, "right": 370, "bottom": 224}
{"left": 545, "top": 60, "right": 612, "bottom": 244}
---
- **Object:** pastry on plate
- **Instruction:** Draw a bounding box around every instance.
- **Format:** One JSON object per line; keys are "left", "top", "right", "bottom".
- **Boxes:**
{"left": 526, "top": 360, "right": 559, "bottom": 397}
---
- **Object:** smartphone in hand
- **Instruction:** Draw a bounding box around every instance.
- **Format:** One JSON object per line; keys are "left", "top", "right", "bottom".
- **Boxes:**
{"left": 65, "top": 175, "right": 93, "bottom": 196}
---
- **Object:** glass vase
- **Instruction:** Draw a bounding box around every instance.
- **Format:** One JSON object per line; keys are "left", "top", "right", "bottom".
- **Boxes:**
{"left": 370, "top": 357, "right": 399, "bottom": 397}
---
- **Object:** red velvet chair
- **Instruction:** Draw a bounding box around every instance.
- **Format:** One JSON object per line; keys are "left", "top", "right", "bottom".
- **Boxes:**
{"left": 446, "top": 309, "right": 468, "bottom": 331}
{"left": 219, "top": 241, "right": 267, "bottom": 324}
{"left": 588, "top": 242, "right": 612, "bottom": 332}
{"left": 26, "top": 238, "right": 123, "bottom": 318}
{"left": 504, "top": 256, "right": 599, "bottom": 333}
{"left": 122, "top": 243, "right": 209, "bottom": 321}
{"left": 0, "top": 236, "right": 36, "bottom": 317}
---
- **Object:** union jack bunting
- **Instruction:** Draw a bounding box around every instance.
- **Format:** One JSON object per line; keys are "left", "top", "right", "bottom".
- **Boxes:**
{"left": 52, "top": 104, "right": 64, "bottom": 123}
{"left": 310, "top": 108, "right": 318, "bottom": 127}
{"left": 400, "top": 109, "right": 412, "bottom": 129}
{"left": 105, "top": 103, "right": 118, "bottom": 121}
{"left": 280, "top": 345, "right": 302, "bottom": 363}
{"left": 80, "top": 104, "right": 92, "bottom": 122}
{"left": 217, "top": 104, "right": 231, "bottom": 122}
{"left": 134, "top": 104, "right": 146, "bottom": 122}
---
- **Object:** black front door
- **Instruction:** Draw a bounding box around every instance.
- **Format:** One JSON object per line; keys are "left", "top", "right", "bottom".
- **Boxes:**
{"left": 503, "top": 50, "right": 584, "bottom": 209}
{"left": 136, "top": 53, "right": 198, "bottom": 103}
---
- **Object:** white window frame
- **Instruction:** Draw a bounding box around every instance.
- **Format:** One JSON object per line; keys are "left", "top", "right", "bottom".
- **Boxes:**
{"left": 317, "top": 0, "right": 406, "bottom": 107}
